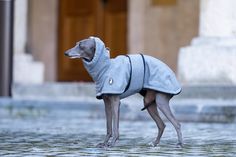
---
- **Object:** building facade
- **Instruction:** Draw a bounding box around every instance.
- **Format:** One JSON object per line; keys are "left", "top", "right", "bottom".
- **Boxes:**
{"left": 15, "top": 0, "right": 235, "bottom": 85}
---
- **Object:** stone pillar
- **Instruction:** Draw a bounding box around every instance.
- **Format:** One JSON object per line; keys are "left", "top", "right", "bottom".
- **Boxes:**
{"left": 199, "top": 0, "right": 236, "bottom": 37}
{"left": 128, "top": 0, "right": 146, "bottom": 53}
{"left": 28, "top": 0, "right": 58, "bottom": 82}
{"left": 178, "top": 0, "right": 236, "bottom": 85}
{"left": 14, "top": 0, "right": 27, "bottom": 55}
{"left": 13, "top": 0, "right": 44, "bottom": 84}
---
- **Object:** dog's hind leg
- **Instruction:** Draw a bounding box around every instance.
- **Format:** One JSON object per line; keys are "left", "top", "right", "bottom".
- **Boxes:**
{"left": 155, "top": 93, "right": 183, "bottom": 147}
{"left": 143, "top": 90, "right": 165, "bottom": 146}
{"left": 146, "top": 101, "right": 166, "bottom": 146}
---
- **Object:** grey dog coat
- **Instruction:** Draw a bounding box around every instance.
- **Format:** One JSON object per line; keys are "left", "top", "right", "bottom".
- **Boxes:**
{"left": 83, "top": 37, "right": 181, "bottom": 99}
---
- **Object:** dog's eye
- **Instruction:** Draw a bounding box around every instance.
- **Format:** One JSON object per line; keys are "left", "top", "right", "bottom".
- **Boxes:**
{"left": 79, "top": 42, "right": 83, "bottom": 49}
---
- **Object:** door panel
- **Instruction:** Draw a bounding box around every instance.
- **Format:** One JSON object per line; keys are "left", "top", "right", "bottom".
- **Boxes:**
{"left": 58, "top": 0, "right": 127, "bottom": 81}
{"left": 58, "top": 0, "right": 97, "bottom": 81}
{"left": 104, "top": 0, "right": 127, "bottom": 57}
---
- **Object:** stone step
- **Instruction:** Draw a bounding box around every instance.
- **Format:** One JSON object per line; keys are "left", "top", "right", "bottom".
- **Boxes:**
{"left": 9, "top": 83, "right": 236, "bottom": 123}
{"left": 0, "top": 82, "right": 236, "bottom": 122}
{"left": 12, "top": 83, "right": 236, "bottom": 100}
{"left": 174, "top": 85, "right": 236, "bottom": 100}
{"left": 1, "top": 97, "right": 236, "bottom": 123}
{"left": 12, "top": 82, "right": 96, "bottom": 99}
{"left": 13, "top": 54, "right": 44, "bottom": 84}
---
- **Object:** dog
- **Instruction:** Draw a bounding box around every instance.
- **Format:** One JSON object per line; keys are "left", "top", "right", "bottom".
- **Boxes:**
{"left": 64, "top": 36, "right": 183, "bottom": 148}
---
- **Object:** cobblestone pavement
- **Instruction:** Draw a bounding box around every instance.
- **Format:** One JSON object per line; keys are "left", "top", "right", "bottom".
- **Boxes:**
{"left": 0, "top": 103, "right": 236, "bottom": 156}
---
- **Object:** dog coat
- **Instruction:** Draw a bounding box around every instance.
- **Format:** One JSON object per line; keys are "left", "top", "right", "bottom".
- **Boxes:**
{"left": 83, "top": 37, "right": 181, "bottom": 99}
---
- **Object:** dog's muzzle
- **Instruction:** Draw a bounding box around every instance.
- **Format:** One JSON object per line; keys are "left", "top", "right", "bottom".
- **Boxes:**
{"left": 64, "top": 51, "right": 69, "bottom": 57}
{"left": 64, "top": 49, "right": 81, "bottom": 59}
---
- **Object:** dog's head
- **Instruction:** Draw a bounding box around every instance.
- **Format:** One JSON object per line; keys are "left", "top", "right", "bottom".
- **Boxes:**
{"left": 64, "top": 37, "right": 96, "bottom": 61}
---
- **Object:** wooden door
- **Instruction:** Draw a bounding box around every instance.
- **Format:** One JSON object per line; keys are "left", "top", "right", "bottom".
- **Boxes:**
{"left": 58, "top": 0, "right": 127, "bottom": 81}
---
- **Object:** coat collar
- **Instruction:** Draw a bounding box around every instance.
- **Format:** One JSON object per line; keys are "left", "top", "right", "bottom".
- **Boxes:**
{"left": 82, "top": 37, "right": 111, "bottom": 93}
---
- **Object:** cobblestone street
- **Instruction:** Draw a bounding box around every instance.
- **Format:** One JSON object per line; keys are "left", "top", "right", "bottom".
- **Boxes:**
{"left": 0, "top": 102, "right": 236, "bottom": 156}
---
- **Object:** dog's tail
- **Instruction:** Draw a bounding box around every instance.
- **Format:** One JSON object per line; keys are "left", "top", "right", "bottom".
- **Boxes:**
{"left": 141, "top": 100, "right": 155, "bottom": 111}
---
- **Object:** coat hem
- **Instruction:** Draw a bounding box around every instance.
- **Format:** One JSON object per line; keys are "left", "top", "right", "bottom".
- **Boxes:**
{"left": 96, "top": 90, "right": 126, "bottom": 99}
{"left": 142, "top": 86, "right": 182, "bottom": 95}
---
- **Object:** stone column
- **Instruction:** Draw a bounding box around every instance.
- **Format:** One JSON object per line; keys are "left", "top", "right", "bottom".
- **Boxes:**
{"left": 13, "top": 0, "right": 44, "bottom": 84}
{"left": 178, "top": 0, "right": 236, "bottom": 85}
{"left": 14, "top": 0, "right": 27, "bottom": 55}
{"left": 128, "top": 0, "right": 146, "bottom": 53}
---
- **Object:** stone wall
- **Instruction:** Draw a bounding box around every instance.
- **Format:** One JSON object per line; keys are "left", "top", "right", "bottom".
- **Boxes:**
{"left": 129, "top": 0, "right": 199, "bottom": 72}
{"left": 23, "top": 0, "right": 199, "bottom": 82}
{"left": 28, "top": 0, "right": 58, "bottom": 82}
{"left": 13, "top": 0, "right": 44, "bottom": 84}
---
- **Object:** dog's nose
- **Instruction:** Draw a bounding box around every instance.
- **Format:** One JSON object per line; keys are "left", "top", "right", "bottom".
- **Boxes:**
{"left": 64, "top": 51, "right": 69, "bottom": 56}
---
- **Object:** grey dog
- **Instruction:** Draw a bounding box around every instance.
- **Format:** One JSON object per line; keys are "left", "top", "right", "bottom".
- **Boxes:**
{"left": 64, "top": 36, "right": 183, "bottom": 148}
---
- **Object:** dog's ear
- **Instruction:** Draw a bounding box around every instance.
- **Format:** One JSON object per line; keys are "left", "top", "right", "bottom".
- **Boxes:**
{"left": 89, "top": 38, "right": 96, "bottom": 53}
{"left": 81, "top": 38, "right": 95, "bottom": 62}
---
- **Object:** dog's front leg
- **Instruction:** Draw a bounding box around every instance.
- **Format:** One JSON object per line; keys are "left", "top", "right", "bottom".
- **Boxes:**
{"left": 109, "top": 95, "right": 120, "bottom": 147}
{"left": 96, "top": 96, "right": 112, "bottom": 148}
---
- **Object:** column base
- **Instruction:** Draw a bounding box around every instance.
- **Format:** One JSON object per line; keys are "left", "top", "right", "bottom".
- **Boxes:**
{"left": 178, "top": 37, "right": 236, "bottom": 85}
{"left": 13, "top": 54, "right": 44, "bottom": 84}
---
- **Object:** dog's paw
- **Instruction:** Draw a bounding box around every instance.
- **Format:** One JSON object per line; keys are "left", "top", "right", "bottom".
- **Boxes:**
{"left": 107, "top": 142, "right": 115, "bottom": 148}
{"left": 96, "top": 143, "right": 106, "bottom": 148}
{"left": 148, "top": 141, "right": 158, "bottom": 147}
{"left": 176, "top": 142, "right": 184, "bottom": 148}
